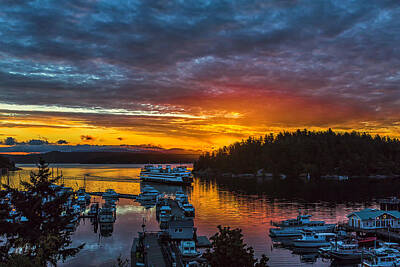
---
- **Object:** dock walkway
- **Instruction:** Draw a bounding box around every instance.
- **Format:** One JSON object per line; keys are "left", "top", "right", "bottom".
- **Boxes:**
{"left": 341, "top": 224, "right": 400, "bottom": 242}
{"left": 144, "top": 233, "right": 167, "bottom": 267}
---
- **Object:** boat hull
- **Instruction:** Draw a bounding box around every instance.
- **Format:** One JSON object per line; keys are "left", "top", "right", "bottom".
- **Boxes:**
{"left": 140, "top": 177, "right": 192, "bottom": 186}
{"left": 269, "top": 224, "right": 335, "bottom": 237}
{"left": 293, "top": 240, "right": 331, "bottom": 248}
{"left": 329, "top": 251, "right": 363, "bottom": 260}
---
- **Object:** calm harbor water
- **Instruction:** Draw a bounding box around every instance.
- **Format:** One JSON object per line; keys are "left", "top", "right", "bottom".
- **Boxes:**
{"left": 3, "top": 164, "right": 378, "bottom": 267}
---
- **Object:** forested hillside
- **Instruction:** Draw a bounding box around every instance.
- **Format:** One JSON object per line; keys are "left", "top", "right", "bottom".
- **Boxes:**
{"left": 0, "top": 155, "right": 16, "bottom": 172}
{"left": 194, "top": 129, "right": 400, "bottom": 179}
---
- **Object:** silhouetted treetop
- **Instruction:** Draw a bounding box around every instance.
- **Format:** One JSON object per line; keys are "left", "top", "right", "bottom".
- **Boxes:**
{"left": 194, "top": 129, "right": 400, "bottom": 179}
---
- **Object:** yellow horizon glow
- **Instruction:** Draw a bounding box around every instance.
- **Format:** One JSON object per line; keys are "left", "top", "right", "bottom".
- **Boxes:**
{"left": 1, "top": 97, "right": 400, "bottom": 151}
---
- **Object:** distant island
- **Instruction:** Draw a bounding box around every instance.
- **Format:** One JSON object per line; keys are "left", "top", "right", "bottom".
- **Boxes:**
{"left": 0, "top": 155, "right": 19, "bottom": 173}
{"left": 3, "top": 151, "right": 199, "bottom": 165}
{"left": 194, "top": 129, "right": 400, "bottom": 180}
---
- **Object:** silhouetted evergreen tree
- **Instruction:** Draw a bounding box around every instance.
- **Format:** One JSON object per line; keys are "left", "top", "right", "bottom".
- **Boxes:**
{"left": 203, "top": 225, "right": 268, "bottom": 267}
{"left": 0, "top": 160, "right": 84, "bottom": 266}
{"left": 194, "top": 129, "right": 400, "bottom": 178}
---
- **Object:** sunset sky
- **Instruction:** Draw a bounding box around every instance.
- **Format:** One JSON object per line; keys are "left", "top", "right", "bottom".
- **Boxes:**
{"left": 1, "top": 0, "right": 400, "bottom": 151}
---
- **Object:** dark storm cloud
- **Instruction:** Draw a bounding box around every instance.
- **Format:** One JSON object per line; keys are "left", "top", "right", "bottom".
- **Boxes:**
{"left": 0, "top": 0, "right": 400, "bottom": 120}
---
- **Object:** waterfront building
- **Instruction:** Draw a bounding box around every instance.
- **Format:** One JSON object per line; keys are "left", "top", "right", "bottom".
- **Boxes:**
{"left": 380, "top": 197, "right": 400, "bottom": 211}
{"left": 166, "top": 219, "right": 195, "bottom": 240}
{"left": 347, "top": 208, "right": 400, "bottom": 229}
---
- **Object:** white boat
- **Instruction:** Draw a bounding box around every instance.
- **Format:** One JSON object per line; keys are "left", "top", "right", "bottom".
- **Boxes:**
{"left": 269, "top": 224, "right": 336, "bottom": 237}
{"left": 176, "top": 191, "right": 188, "bottom": 204}
{"left": 88, "top": 203, "right": 99, "bottom": 216}
{"left": 137, "top": 186, "right": 160, "bottom": 201}
{"left": 159, "top": 205, "right": 172, "bottom": 223}
{"left": 179, "top": 240, "right": 201, "bottom": 258}
{"left": 140, "top": 165, "right": 193, "bottom": 185}
{"left": 77, "top": 188, "right": 91, "bottom": 200}
{"left": 98, "top": 206, "right": 115, "bottom": 223}
{"left": 362, "top": 247, "right": 400, "bottom": 267}
{"left": 293, "top": 231, "right": 336, "bottom": 248}
{"left": 272, "top": 211, "right": 329, "bottom": 228}
{"left": 323, "top": 241, "right": 365, "bottom": 260}
{"left": 182, "top": 203, "right": 195, "bottom": 217}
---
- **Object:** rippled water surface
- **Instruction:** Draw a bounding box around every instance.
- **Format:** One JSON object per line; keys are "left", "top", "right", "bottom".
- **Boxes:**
{"left": 3, "top": 164, "right": 377, "bottom": 267}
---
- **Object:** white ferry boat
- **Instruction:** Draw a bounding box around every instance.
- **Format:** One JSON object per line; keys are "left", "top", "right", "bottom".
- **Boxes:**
{"left": 140, "top": 165, "right": 193, "bottom": 185}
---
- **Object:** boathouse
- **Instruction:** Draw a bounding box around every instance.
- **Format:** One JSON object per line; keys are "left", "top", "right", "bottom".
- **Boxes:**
{"left": 347, "top": 208, "right": 400, "bottom": 229}
{"left": 167, "top": 219, "right": 195, "bottom": 240}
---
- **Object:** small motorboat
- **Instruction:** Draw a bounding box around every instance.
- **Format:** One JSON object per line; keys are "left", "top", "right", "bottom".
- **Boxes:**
{"left": 88, "top": 203, "right": 99, "bottom": 216}
{"left": 98, "top": 206, "right": 115, "bottom": 223}
{"left": 362, "top": 247, "right": 400, "bottom": 266}
{"left": 182, "top": 203, "right": 195, "bottom": 217}
{"left": 293, "top": 231, "right": 336, "bottom": 248}
{"left": 179, "top": 240, "right": 201, "bottom": 258}
{"left": 326, "top": 241, "right": 365, "bottom": 261}
{"left": 269, "top": 224, "right": 336, "bottom": 238}
{"left": 137, "top": 186, "right": 160, "bottom": 201}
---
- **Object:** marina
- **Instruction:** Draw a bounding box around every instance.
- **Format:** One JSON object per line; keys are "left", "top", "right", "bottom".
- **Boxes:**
{"left": 4, "top": 164, "right": 400, "bottom": 266}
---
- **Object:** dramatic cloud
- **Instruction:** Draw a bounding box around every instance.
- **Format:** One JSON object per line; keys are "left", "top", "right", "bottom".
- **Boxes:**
{"left": 0, "top": 0, "right": 400, "bottom": 149}
{"left": 57, "top": 140, "right": 69, "bottom": 144}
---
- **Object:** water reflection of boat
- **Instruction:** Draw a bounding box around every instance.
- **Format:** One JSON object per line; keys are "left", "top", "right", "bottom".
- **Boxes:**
{"left": 300, "top": 253, "right": 319, "bottom": 263}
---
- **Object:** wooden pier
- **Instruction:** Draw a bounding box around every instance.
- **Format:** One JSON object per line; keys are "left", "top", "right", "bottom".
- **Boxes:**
{"left": 341, "top": 223, "right": 400, "bottom": 243}
{"left": 131, "top": 232, "right": 186, "bottom": 267}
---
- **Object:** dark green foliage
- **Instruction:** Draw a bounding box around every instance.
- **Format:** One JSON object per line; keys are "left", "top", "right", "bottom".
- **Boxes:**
{"left": 0, "top": 160, "right": 84, "bottom": 266}
{"left": 194, "top": 129, "right": 400, "bottom": 178}
{"left": 0, "top": 155, "right": 16, "bottom": 172}
{"left": 203, "top": 225, "right": 268, "bottom": 267}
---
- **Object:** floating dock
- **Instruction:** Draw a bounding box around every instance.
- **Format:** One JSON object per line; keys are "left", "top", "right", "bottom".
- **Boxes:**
{"left": 131, "top": 232, "right": 186, "bottom": 267}
{"left": 341, "top": 224, "right": 400, "bottom": 243}
{"left": 87, "top": 192, "right": 137, "bottom": 199}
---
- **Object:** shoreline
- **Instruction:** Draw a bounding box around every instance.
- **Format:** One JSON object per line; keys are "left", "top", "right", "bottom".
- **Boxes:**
{"left": 193, "top": 169, "right": 400, "bottom": 180}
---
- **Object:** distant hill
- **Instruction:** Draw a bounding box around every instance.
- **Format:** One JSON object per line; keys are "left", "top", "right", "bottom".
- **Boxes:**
{"left": 0, "top": 155, "right": 17, "bottom": 172}
{"left": 4, "top": 151, "right": 199, "bottom": 164}
{"left": 194, "top": 129, "right": 400, "bottom": 179}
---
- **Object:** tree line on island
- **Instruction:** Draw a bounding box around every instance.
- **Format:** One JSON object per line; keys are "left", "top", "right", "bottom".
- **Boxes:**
{"left": 194, "top": 129, "right": 400, "bottom": 179}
